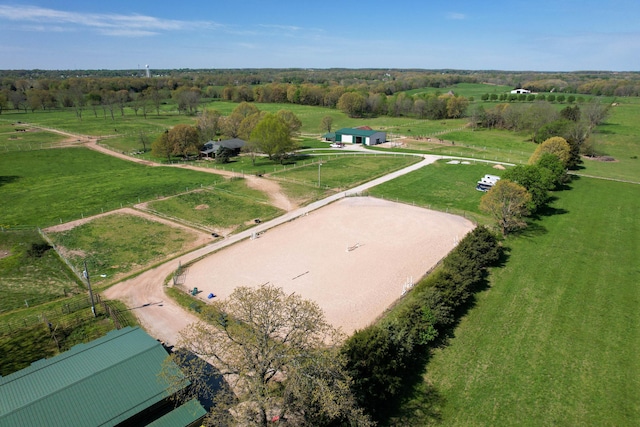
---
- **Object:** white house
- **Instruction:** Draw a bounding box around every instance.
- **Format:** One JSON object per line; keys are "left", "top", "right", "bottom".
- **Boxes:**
{"left": 510, "top": 88, "right": 531, "bottom": 94}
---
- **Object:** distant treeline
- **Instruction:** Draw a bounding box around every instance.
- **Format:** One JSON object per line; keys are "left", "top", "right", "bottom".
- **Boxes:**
{"left": 1, "top": 69, "right": 638, "bottom": 119}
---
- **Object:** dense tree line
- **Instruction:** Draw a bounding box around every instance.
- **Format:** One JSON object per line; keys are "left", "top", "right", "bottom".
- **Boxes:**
{"left": 2, "top": 69, "right": 636, "bottom": 120}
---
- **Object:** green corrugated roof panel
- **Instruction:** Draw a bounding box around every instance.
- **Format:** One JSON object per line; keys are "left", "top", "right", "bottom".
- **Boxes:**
{"left": 147, "top": 399, "right": 207, "bottom": 427}
{"left": 335, "top": 127, "right": 380, "bottom": 137}
{"left": 0, "top": 327, "right": 186, "bottom": 427}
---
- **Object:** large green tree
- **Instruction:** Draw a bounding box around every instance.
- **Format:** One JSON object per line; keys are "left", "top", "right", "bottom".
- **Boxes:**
{"left": 250, "top": 113, "right": 299, "bottom": 163}
{"left": 480, "top": 179, "right": 532, "bottom": 236}
{"left": 276, "top": 109, "right": 302, "bottom": 137}
{"left": 178, "top": 284, "right": 369, "bottom": 426}
{"left": 196, "top": 109, "right": 222, "bottom": 143}
{"left": 151, "top": 130, "right": 172, "bottom": 162}
{"left": 167, "top": 124, "right": 200, "bottom": 157}
{"left": 337, "top": 92, "right": 367, "bottom": 117}
{"left": 502, "top": 165, "right": 554, "bottom": 212}
{"left": 529, "top": 136, "right": 572, "bottom": 168}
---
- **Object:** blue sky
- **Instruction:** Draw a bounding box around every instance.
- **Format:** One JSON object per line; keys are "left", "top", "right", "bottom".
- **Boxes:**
{"left": 0, "top": 1, "right": 638, "bottom": 71}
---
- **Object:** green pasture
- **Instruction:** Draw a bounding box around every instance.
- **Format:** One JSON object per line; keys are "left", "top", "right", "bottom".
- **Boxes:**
{"left": 47, "top": 213, "right": 201, "bottom": 286}
{"left": 416, "top": 177, "right": 640, "bottom": 426}
{"left": 577, "top": 99, "right": 640, "bottom": 182}
{"left": 147, "top": 180, "right": 283, "bottom": 233}
{"left": 403, "top": 82, "right": 514, "bottom": 98}
{"left": 1, "top": 106, "right": 187, "bottom": 138}
{"left": 0, "top": 147, "right": 224, "bottom": 227}
{"left": 271, "top": 154, "right": 419, "bottom": 190}
{"left": 368, "top": 160, "right": 502, "bottom": 224}
{"left": 0, "top": 229, "right": 82, "bottom": 313}
{"left": 0, "top": 120, "right": 68, "bottom": 150}
{"left": 377, "top": 127, "right": 535, "bottom": 165}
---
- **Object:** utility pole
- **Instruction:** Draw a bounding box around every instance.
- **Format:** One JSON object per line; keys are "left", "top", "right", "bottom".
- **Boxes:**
{"left": 83, "top": 260, "right": 96, "bottom": 317}
{"left": 318, "top": 162, "right": 323, "bottom": 188}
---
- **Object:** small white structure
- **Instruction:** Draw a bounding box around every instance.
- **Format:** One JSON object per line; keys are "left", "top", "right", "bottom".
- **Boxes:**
{"left": 510, "top": 88, "right": 531, "bottom": 94}
{"left": 476, "top": 174, "right": 501, "bottom": 192}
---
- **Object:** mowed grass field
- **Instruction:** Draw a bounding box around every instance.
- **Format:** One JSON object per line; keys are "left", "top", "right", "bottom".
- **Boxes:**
{"left": 147, "top": 179, "right": 283, "bottom": 233}
{"left": 368, "top": 160, "right": 502, "bottom": 224}
{"left": 409, "top": 177, "right": 640, "bottom": 426}
{"left": 47, "top": 213, "right": 202, "bottom": 286}
{"left": 0, "top": 147, "right": 224, "bottom": 227}
{"left": 272, "top": 153, "right": 419, "bottom": 190}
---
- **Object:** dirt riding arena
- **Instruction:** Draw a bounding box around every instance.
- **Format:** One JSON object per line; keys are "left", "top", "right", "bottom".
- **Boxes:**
{"left": 183, "top": 197, "right": 475, "bottom": 334}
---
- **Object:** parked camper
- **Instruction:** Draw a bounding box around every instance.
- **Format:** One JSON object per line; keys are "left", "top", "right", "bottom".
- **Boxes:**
{"left": 475, "top": 174, "right": 501, "bottom": 192}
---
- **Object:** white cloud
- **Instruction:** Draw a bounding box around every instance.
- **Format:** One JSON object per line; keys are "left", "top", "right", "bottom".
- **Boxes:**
{"left": 447, "top": 12, "right": 466, "bottom": 20}
{"left": 259, "top": 24, "right": 302, "bottom": 32}
{"left": 0, "top": 5, "right": 218, "bottom": 37}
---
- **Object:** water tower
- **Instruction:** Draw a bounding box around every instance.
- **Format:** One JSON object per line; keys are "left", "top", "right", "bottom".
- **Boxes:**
{"left": 145, "top": 65, "right": 150, "bottom": 78}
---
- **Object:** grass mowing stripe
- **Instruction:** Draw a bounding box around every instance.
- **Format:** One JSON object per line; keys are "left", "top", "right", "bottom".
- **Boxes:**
{"left": 420, "top": 177, "right": 640, "bottom": 426}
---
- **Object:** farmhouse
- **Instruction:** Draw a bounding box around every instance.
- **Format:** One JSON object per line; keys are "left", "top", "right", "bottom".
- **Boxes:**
{"left": 0, "top": 327, "right": 207, "bottom": 427}
{"left": 201, "top": 138, "right": 246, "bottom": 158}
{"left": 510, "top": 88, "right": 531, "bottom": 94}
{"left": 334, "top": 127, "right": 387, "bottom": 146}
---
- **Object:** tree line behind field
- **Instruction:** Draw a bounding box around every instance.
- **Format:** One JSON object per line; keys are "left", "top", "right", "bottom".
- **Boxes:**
{"left": 1, "top": 68, "right": 637, "bottom": 119}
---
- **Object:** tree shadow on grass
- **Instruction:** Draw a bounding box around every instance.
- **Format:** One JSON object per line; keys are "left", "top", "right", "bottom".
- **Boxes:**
{"left": 387, "top": 381, "right": 445, "bottom": 426}
{"left": 0, "top": 175, "right": 20, "bottom": 188}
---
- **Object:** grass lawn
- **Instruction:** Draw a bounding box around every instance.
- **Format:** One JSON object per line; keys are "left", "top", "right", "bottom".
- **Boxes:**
{"left": 415, "top": 177, "right": 640, "bottom": 426}
{"left": 147, "top": 179, "right": 283, "bottom": 233}
{"left": 577, "top": 99, "right": 640, "bottom": 182}
{"left": 0, "top": 229, "right": 82, "bottom": 313}
{"left": 0, "top": 147, "right": 224, "bottom": 227}
{"left": 368, "top": 160, "right": 502, "bottom": 224}
{"left": 47, "top": 213, "right": 202, "bottom": 286}
{"left": 271, "top": 153, "right": 419, "bottom": 190}
{"left": 0, "top": 120, "right": 69, "bottom": 150}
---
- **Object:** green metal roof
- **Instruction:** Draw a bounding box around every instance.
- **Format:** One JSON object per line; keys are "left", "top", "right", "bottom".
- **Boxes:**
{"left": 0, "top": 327, "right": 191, "bottom": 427}
{"left": 335, "top": 127, "right": 383, "bottom": 137}
{"left": 147, "top": 399, "right": 207, "bottom": 427}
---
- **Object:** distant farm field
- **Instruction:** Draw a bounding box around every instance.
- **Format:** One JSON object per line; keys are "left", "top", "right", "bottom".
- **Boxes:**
{"left": 418, "top": 177, "right": 640, "bottom": 426}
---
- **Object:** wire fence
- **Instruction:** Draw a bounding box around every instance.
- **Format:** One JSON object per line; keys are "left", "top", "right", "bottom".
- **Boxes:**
{"left": 0, "top": 293, "right": 127, "bottom": 336}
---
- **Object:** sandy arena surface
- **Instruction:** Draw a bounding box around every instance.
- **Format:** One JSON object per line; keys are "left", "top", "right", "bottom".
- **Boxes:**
{"left": 184, "top": 197, "right": 474, "bottom": 334}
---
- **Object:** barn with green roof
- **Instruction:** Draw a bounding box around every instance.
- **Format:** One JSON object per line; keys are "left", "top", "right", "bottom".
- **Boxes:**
{"left": 334, "top": 127, "right": 387, "bottom": 146}
{"left": 0, "top": 326, "right": 207, "bottom": 427}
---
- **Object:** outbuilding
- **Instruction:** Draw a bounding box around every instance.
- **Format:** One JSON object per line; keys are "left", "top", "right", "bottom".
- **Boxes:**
{"left": 334, "top": 128, "right": 386, "bottom": 146}
{"left": 510, "top": 88, "right": 531, "bottom": 94}
{"left": 0, "top": 327, "right": 207, "bottom": 427}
